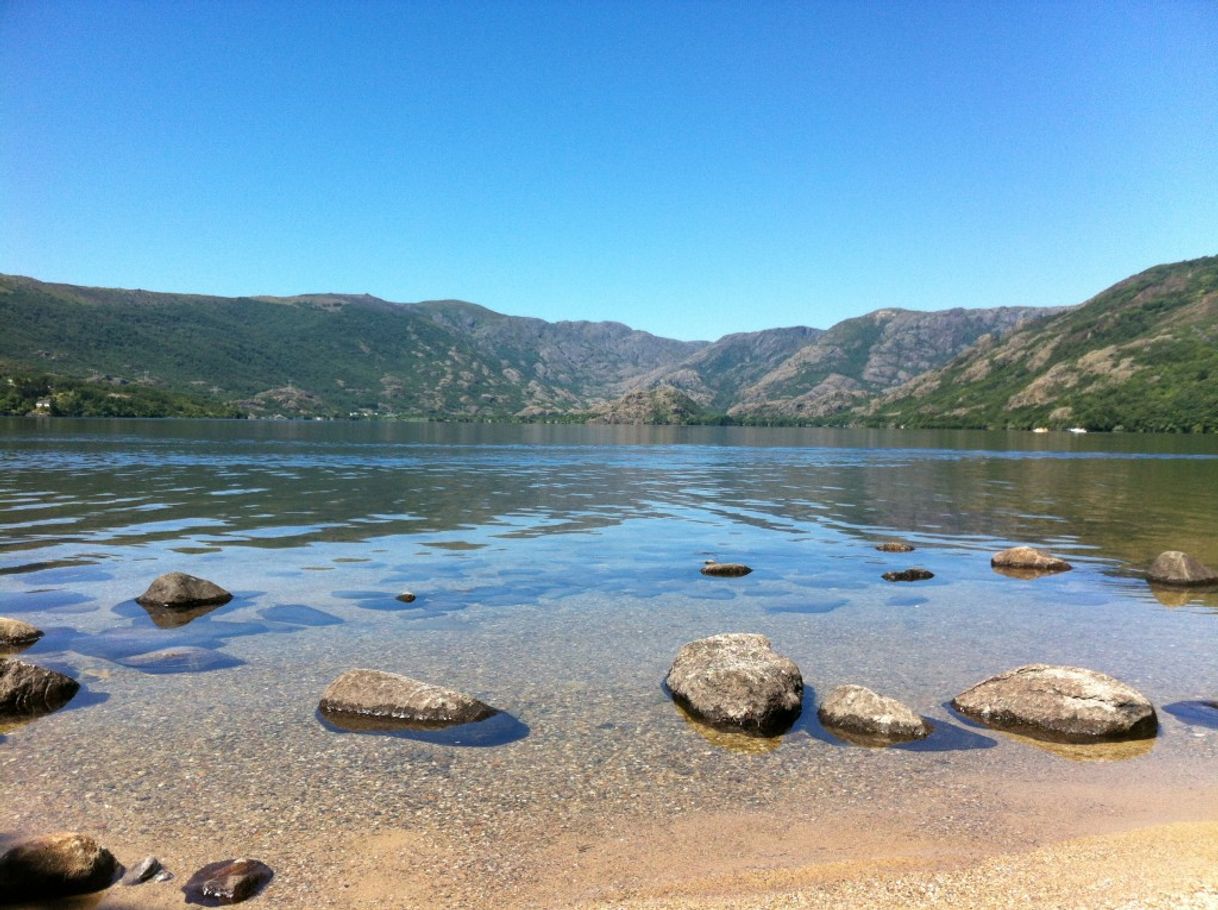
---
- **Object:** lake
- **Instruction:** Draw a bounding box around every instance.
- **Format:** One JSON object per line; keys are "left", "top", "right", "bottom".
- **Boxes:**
{"left": 2, "top": 418, "right": 1218, "bottom": 908}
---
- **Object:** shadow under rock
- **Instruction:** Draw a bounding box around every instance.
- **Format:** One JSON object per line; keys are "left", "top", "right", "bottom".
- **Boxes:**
{"left": 316, "top": 708, "right": 530, "bottom": 747}
{"left": 1163, "top": 700, "right": 1218, "bottom": 730}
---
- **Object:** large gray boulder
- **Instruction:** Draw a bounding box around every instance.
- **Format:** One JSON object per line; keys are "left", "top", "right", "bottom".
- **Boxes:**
{"left": 665, "top": 633, "right": 803, "bottom": 736}
{"left": 0, "top": 832, "right": 120, "bottom": 900}
{"left": 319, "top": 669, "right": 497, "bottom": 727}
{"left": 991, "top": 546, "right": 1072, "bottom": 573}
{"left": 0, "top": 658, "right": 79, "bottom": 717}
{"left": 0, "top": 617, "right": 43, "bottom": 647}
{"left": 952, "top": 664, "right": 1157, "bottom": 743}
{"left": 136, "top": 571, "right": 232, "bottom": 608}
{"left": 818, "top": 684, "right": 931, "bottom": 744}
{"left": 1146, "top": 551, "right": 1218, "bottom": 587}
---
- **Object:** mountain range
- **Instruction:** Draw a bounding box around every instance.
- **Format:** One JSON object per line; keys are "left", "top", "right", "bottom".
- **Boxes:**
{"left": 1, "top": 255, "right": 1214, "bottom": 431}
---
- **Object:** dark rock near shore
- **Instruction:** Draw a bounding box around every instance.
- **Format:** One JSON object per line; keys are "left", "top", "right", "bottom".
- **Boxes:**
{"left": 700, "top": 562, "right": 753, "bottom": 577}
{"left": 991, "top": 546, "right": 1072, "bottom": 573}
{"left": 1146, "top": 551, "right": 1218, "bottom": 587}
{"left": 818, "top": 684, "right": 932, "bottom": 745}
{"left": 183, "top": 858, "right": 272, "bottom": 905}
{"left": 395, "top": 591, "right": 417, "bottom": 603}
{"left": 0, "top": 832, "right": 120, "bottom": 900}
{"left": 952, "top": 664, "right": 1157, "bottom": 743}
{"left": 319, "top": 669, "right": 498, "bottom": 728}
{"left": 0, "top": 617, "right": 43, "bottom": 648}
{"left": 136, "top": 572, "right": 232, "bottom": 609}
{"left": 882, "top": 568, "right": 934, "bottom": 582}
{"left": 0, "top": 657, "right": 80, "bottom": 717}
{"left": 122, "top": 855, "right": 163, "bottom": 885}
{"left": 874, "top": 541, "right": 915, "bottom": 553}
{"left": 665, "top": 633, "right": 803, "bottom": 736}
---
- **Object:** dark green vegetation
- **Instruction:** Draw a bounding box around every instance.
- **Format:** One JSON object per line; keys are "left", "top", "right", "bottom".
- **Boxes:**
{"left": 0, "top": 374, "right": 241, "bottom": 418}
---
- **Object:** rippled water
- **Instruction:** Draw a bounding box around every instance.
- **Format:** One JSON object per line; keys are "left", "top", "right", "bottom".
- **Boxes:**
{"left": 2, "top": 418, "right": 1218, "bottom": 907}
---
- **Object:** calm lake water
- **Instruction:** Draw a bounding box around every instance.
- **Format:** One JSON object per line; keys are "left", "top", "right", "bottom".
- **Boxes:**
{"left": 2, "top": 418, "right": 1218, "bottom": 908}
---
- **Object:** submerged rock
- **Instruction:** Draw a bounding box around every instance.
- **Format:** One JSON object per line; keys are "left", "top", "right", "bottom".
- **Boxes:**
{"left": 818, "top": 684, "right": 931, "bottom": 744}
{"left": 952, "top": 664, "right": 1157, "bottom": 743}
{"left": 183, "top": 858, "right": 272, "bottom": 905}
{"left": 319, "top": 669, "right": 498, "bottom": 728}
{"left": 991, "top": 546, "right": 1072, "bottom": 573}
{"left": 700, "top": 562, "right": 753, "bottom": 577}
{"left": 118, "top": 646, "right": 241, "bottom": 675}
{"left": 0, "top": 658, "right": 80, "bottom": 717}
{"left": 874, "top": 541, "right": 915, "bottom": 553}
{"left": 0, "top": 617, "right": 43, "bottom": 647}
{"left": 665, "top": 633, "right": 803, "bottom": 736}
{"left": 122, "top": 855, "right": 163, "bottom": 885}
{"left": 395, "top": 591, "right": 417, "bottom": 603}
{"left": 1146, "top": 551, "right": 1218, "bottom": 587}
{"left": 0, "top": 832, "right": 120, "bottom": 900}
{"left": 882, "top": 568, "right": 934, "bottom": 582}
{"left": 136, "top": 572, "right": 232, "bottom": 609}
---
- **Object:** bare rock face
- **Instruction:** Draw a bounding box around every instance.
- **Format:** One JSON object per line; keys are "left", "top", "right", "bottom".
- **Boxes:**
{"left": 136, "top": 572, "right": 232, "bottom": 609}
{"left": 183, "top": 858, "right": 272, "bottom": 905}
{"left": 882, "top": 568, "right": 934, "bottom": 582}
{"left": 665, "top": 633, "right": 803, "bottom": 736}
{"left": 991, "top": 546, "right": 1072, "bottom": 573}
{"left": 875, "top": 541, "right": 915, "bottom": 553}
{"left": 0, "top": 832, "right": 120, "bottom": 900}
{"left": 1146, "top": 551, "right": 1218, "bottom": 587}
{"left": 952, "top": 664, "right": 1157, "bottom": 743}
{"left": 700, "top": 562, "right": 753, "bottom": 577}
{"left": 0, "top": 658, "right": 80, "bottom": 717}
{"left": 319, "top": 669, "right": 497, "bottom": 728}
{"left": 0, "top": 617, "right": 43, "bottom": 647}
{"left": 818, "top": 684, "right": 931, "bottom": 744}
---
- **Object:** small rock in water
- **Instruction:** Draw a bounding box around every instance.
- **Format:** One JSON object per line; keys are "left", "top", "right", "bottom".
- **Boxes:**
{"left": 118, "top": 646, "right": 241, "bottom": 674}
{"left": 818, "top": 684, "right": 932, "bottom": 745}
{"left": 395, "top": 591, "right": 417, "bottom": 603}
{"left": 122, "top": 855, "right": 163, "bottom": 885}
{"left": 0, "top": 616, "right": 44, "bottom": 647}
{"left": 874, "top": 541, "right": 915, "bottom": 553}
{"left": 882, "top": 568, "right": 934, "bottom": 582}
{"left": 991, "top": 546, "right": 1072, "bottom": 573}
{"left": 700, "top": 562, "right": 753, "bottom": 577}
{"left": 319, "top": 669, "right": 498, "bottom": 727}
{"left": 0, "top": 832, "right": 120, "bottom": 900}
{"left": 183, "top": 858, "right": 272, "bottom": 905}
{"left": 1146, "top": 551, "right": 1218, "bottom": 587}
{"left": 0, "top": 658, "right": 80, "bottom": 717}
{"left": 136, "top": 571, "right": 232, "bottom": 609}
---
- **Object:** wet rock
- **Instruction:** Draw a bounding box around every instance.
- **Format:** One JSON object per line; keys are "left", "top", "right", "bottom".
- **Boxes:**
{"left": 183, "top": 858, "right": 272, "bottom": 905}
{"left": 991, "top": 546, "right": 1072, "bottom": 573}
{"left": 665, "top": 633, "right": 803, "bottom": 736}
{"left": 118, "top": 646, "right": 242, "bottom": 675}
{"left": 874, "top": 541, "right": 915, "bottom": 553}
{"left": 319, "top": 669, "right": 498, "bottom": 727}
{"left": 0, "top": 832, "right": 120, "bottom": 900}
{"left": 818, "top": 684, "right": 932, "bottom": 744}
{"left": 0, "top": 617, "right": 43, "bottom": 647}
{"left": 122, "top": 855, "right": 163, "bottom": 885}
{"left": 700, "top": 562, "right": 753, "bottom": 577}
{"left": 395, "top": 591, "right": 417, "bottom": 603}
{"left": 136, "top": 572, "right": 232, "bottom": 609}
{"left": 1146, "top": 551, "right": 1218, "bottom": 587}
{"left": 952, "top": 664, "right": 1157, "bottom": 743}
{"left": 882, "top": 568, "right": 934, "bottom": 582}
{"left": 0, "top": 657, "right": 80, "bottom": 717}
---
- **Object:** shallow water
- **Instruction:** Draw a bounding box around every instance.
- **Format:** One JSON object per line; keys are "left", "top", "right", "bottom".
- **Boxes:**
{"left": 2, "top": 418, "right": 1218, "bottom": 907}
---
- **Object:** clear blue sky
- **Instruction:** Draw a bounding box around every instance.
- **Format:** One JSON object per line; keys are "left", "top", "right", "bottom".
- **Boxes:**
{"left": 2, "top": 1, "right": 1215, "bottom": 341}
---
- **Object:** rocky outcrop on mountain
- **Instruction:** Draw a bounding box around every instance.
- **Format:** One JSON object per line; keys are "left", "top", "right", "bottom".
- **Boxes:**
{"left": 588, "top": 386, "right": 710, "bottom": 425}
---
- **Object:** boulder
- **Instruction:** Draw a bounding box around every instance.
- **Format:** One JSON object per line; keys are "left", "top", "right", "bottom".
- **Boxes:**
{"left": 701, "top": 562, "right": 752, "bottom": 577}
{"left": 1146, "top": 551, "right": 1218, "bottom": 587}
{"left": 818, "top": 684, "right": 931, "bottom": 744}
{"left": 991, "top": 546, "right": 1072, "bottom": 573}
{"left": 0, "top": 832, "right": 120, "bottom": 900}
{"left": 952, "top": 664, "right": 1157, "bottom": 743}
{"left": 665, "top": 633, "right": 803, "bottom": 736}
{"left": 0, "top": 617, "right": 43, "bottom": 647}
{"left": 183, "top": 858, "right": 272, "bottom": 904}
{"left": 874, "top": 541, "right": 915, "bottom": 553}
{"left": 395, "top": 591, "right": 417, "bottom": 603}
{"left": 136, "top": 572, "right": 232, "bottom": 609}
{"left": 0, "top": 658, "right": 80, "bottom": 717}
{"left": 882, "top": 568, "right": 934, "bottom": 582}
{"left": 319, "top": 669, "right": 497, "bottom": 727}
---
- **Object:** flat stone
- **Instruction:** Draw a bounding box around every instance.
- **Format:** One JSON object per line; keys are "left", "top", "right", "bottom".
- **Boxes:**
{"left": 991, "top": 546, "right": 1072, "bottom": 573}
{"left": 319, "top": 669, "right": 498, "bottom": 727}
{"left": 1146, "top": 551, "right": 1218, "bottom": 587}
{"left": 136, "top": 572, "right": 232, "bottom": 609}
{"left": 0, "top": 616, "right": 43, "bottom": 646}
{"left": 183, "top": 858, "right": 272, "bottom": 905}
{"left": 874, "top": 541, "right": 915, "bottom": 553}
{"left": 700, "top": 562, "right": 753, "bottom": 577}
{"left": 118, "top": 646, "right": 241, "bottom": 674}
{"left": 122, "top": 855, "right": 163, "bottom": 885}
{"left": 952, "top": 663, "right": 1158, "bottom": 743}
{"left": 0, "top": 657, "right": 80, "bottom": 717}
{"left": 665, "top": 633, "right": 803, "bottom": 736}
{"left": 0, "top": 832, "right": 119, "bottom": 900}
{"left": 882, "top": 568, "right": 934, "bottom": 582}
{"left": 818, "top": 684, "right": 932, "bottom": 744}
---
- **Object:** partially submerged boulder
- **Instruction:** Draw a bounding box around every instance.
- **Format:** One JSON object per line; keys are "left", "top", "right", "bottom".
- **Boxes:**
{"left": 665, "top": 633, "right": 803, "bottom": 736}
{"left": 0, "top": 617, "right": 43, "bottom": 647}
{"left": 0, "top": 832, "right": 120, "bottom": 900}
{"left": 818, "top": 684, "right": 931, "bottom": 744}
{"left": 319, "top": 669, "right": 497, "bottom": 728}
{"left": 0, "top": 658, "right": 79, "bottom": 717}
{"left": 701, "top": 562, "right": 752, "bottom": 577}
{"left": 882, "top": 568, "right": 934, "bottom": 582}
{"left": 991, "top": 546, "right": 1072, "bottom": 573}
{"left": 952, "top": 664, "right": 1157, "bottom": 743}
{"left": 136, "top": 572, "right": 232, "bottom": 609}
{"left": 874, "top": 541, "right": 915, "bottom": 553}
{"left": 183, "top": 858, "right": 272, "bottom": 905}
{"left": 1146, "top": 551, "right": 1218, "bottom": 587}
